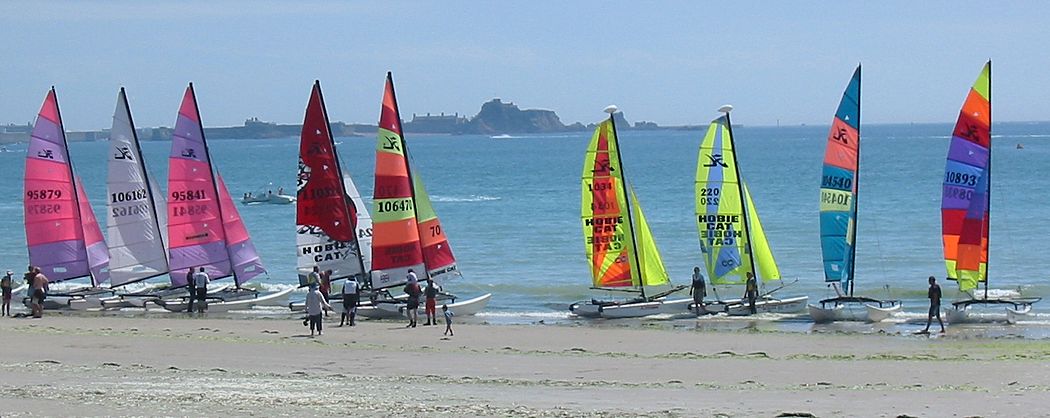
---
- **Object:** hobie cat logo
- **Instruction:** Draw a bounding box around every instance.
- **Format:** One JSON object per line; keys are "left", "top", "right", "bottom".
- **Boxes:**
{"left": 591, "top": 158, "right": 614, "bottom": 174}
{"left": 832, "top": 128, "right": 850, "bottom": 145}
{"left": 704, "top": 154, "right": 728, "bottom": 168}
{"left": 382, "top": 135, "right": 401, "bottom": 151}
{"left": 181, "top": 148, "right": 197, "bottom": 158}
{"left": 297, "top": 157, "right": 311, "bottom": 192}
{"left": 37, "top": 149, "right": 55, "bottom": 159}
{"left": 114, "top": 146, "right": 133, "bottom": 160}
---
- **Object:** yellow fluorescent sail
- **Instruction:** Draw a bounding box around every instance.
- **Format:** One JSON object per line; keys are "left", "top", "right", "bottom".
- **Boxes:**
{"left": 630, "top": 187, "right": 670, "bottom": 287}
{"left": 581, "top": 119, "right": 638, "bottom": 288}
{"left": 695, "top": 116, "right": 752, "bottom": 285}
{"left": 744, "top": 182, "right": 780, "bottom": 282}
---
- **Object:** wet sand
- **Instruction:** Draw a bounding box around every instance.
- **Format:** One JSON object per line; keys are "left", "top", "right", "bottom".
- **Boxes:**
{"left": 0, "top": 315, "right": 1048, "bottom": 417}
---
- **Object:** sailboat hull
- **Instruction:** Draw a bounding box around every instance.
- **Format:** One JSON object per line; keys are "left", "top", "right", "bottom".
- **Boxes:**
{"left": 808, "top": 300, "right": 902, "bottom": 323}
{"left": 357, "top": 293, "right": 491, "bottom": 319}
{"left": 726, "top": 296, "right": 808, "bottom": 316}
{"left": 570, "top": 297, "right": 692, "bottom": 319}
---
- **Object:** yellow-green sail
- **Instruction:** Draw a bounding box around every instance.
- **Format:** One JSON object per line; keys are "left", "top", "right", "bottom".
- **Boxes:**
{"left": 581, "top": 117, "right": 668, "bottom": 291}
{"left": 744, "top": 183, "right": 780, "bottom": 282}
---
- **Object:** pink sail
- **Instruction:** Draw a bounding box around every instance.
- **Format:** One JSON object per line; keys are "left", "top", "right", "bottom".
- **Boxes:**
{"left": 23, "top": 88, "right": 104, "bottom": 283}
{"left": 76, "top": 175, "right": 110, "bottom": 286}
{"left": 215, "top": 174, "right": 266, "bottom": 286}
{"left": 167, "top": 84, "right": 230, "bottom": 286}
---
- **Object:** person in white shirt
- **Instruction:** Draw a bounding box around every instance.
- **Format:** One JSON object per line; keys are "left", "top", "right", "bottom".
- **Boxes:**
{"left": 192, "top": 267, "right": 210, "bottom": 313}
{"left": 305, "top": 283, "right": 332, "bottom": 336}
{"left": 340, "top": 278, "right": 360, "bottom": 327}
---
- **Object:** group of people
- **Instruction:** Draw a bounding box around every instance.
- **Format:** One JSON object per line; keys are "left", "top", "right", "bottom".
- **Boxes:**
{"left": 300, "top": 267, "right": 454, "bottom": 337}
{"left": 0, "top": 266, "right": 50, "bottom": 318}
{"left": 185, "top": 267, "right": 211, "bottom": 313}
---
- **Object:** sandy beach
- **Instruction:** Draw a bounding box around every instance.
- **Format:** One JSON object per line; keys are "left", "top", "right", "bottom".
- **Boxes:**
{"left": 0, "top": 315, "right": 1046, "bottom": 417}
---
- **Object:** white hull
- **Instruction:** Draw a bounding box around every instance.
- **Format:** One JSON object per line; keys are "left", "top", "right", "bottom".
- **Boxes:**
{"left": 242, "top": 194, "right": 295, "bottom": 204}
{"left": 1007, "top": 305, "right": 1032, "bottom": 324}
{"left": 726, "top": 296, "right": 808, "bottom": 316}
{"left": 157, "top": 287, "right": 294, "bottom": 313}
{"left": 947, "top": 305, "right": 1031, "bottom": 324}
{"left": 808, "top": 302, "right": 901, "bottom": 323}
{"left": 570, "top": 297, "right": 693, "bottom": 319}
{"left": 357, "top": 294, "right": 491, "bottom": 319}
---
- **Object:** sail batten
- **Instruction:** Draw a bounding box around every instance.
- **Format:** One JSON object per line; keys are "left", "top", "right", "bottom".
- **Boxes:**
{"left": 24, "top": 88, "right": 108, "bottom": 283}
{"left": 107, "top": 88, "right": 169, "bottom": 287}
{"left": 819, "top": 66, "right": 861, "bottom": 284}
{"left": 942, "top": 62, "right": 992, "bottom": 292}
{"left": 296, "top": 81, "right": 367, "bottom": 286}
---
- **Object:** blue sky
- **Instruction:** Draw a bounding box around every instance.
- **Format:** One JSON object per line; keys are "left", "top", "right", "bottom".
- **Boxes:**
{"left": 1, "top": 1, "right": 1047, "bottom": 130}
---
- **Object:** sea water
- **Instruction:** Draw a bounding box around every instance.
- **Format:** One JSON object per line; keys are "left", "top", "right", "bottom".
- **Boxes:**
{"left": 3, "top": 122, "right": 1050, "bottom": 333}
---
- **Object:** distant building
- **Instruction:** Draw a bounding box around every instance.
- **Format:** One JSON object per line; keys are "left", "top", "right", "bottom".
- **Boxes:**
{"left": 406, "top": 112, "right": 468, "bottom": 133}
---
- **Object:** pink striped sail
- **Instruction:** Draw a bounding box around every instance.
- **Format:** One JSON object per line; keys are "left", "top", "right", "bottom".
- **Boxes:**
{"left": 23, "top": 88, "right": 106, "bottom": 283}
{"left": 167, "top": 84, "right": 230, "bottom": 286}
{"left": 216, "top": 174, "right": 266, "bottom": 286}
{"left": 76, "top": 175, "right": 110, "bottom": 286}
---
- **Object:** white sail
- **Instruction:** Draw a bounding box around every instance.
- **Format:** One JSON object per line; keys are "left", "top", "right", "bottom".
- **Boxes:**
{"left": 106, "top": 88, "right": 169, "bottom": 287}
{"left": 343, "top": 173, "right": 373, "bottom": 273}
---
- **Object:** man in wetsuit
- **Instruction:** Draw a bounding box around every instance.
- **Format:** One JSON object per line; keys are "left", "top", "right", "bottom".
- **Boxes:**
{"left": 922, "top": 276, "right": 945, "bottom": 333}
{"left": 690, "top": 267, "right": 707, "bottom": 316}
{"left": 743, "top": 272, "right": 758, "bottom": 315}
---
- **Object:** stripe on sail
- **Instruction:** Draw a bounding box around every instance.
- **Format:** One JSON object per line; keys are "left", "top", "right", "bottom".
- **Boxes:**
{"left": 372, "top": 73, "right": 425, "bottom": 289}
{"left": 167, "top": 85, "right": 230, "bottom": 286}
{"left": 942, "top": 61, "right": 991, "bottom": 291}
{"left": 215, "top": 174, "right": 266, "bottom": 286}
{"left": 410, "top": 165, "right": 458, "bottom": 282}
{"left": 581, "top": 119, "right": 637, "bottom": 288}
{"left": 629, "top": 187, "right": 669, "bottom": 287}
{"left": 76, "top": 175, "right": 110, "bottom": 286}
{"left": 695, "top": 115, "right": 751, "bottom": 285}
{"left": 107, "top": 88, "right": 169, "bottom": 287}
{"left": 296, "top": 81, "right": 366, "bottom": 286}
{"left": 24, "top": 88, "right": 93, "bottom": 283}
{"left": 819, "top": 66, "right": 861, "bottom": 283}
{"left": 744, "top": 183, "right": 780, "bottom": 282}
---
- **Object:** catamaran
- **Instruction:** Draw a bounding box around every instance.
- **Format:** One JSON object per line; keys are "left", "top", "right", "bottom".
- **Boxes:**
{"left": 568, "top": 106, "right": 688, "bottom": 319}
{"left": 23, "top": 87, "right": 112, "bottom": 310}
{"left": 941, "top": 61, "right": 1039, "bottom": 324}
{"left": 694, "top": 105, "right": 807, "bottom": 316}
{"left": 807, "top": 66, "right": 902, "bottom": 323}
{"left": 98, "top": 88, "right": 183, "bottom": 310}
{"left": 155, "top": 84, "right": 291, "bottom": 312}
{"left": 360, "top": 72, "right": 490, "bottom": 319}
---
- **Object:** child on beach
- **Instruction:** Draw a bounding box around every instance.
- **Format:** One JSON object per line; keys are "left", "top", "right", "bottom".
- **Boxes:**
{"left": 443, "top": 305, "right": 454, "bottom": 336}
{"left": 1, "top": 270, "right": 12, "bottom": 316}
{"left": 305, "top": 283, "right": 332, "bottom": 336}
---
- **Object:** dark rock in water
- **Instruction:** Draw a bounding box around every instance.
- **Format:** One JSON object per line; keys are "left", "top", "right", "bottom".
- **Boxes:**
{"left": 776, "top": 412, "right": 816, "bottom": 418}
{"left": 468, "top": 99, "right": 572, "bottom": 134}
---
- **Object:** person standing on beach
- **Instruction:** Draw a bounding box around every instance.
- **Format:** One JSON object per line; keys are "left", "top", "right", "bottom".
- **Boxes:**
{"left": 922, "top": 276, "right": 945, "bottom": 333}
{"left": 690, "top": 267, "right": 707, "bottom": 316}
{"left": 1, "top": 270, "right": 13, "bottom": 317}
{"left": 423, "top": 279, "right": 441, "bottom": 326}
{"left": 30, "top": 267, "right": 48, "bottom": 318}
{"left": 404, "top": 270, "right": 422, "bottom": 328}
{"left": 193, "top": 267, "right": 210, "bottom": 313}
{"left": 306, "top": 266, "right": 320, "bottom": 287}
{"left": 443, "top": 305, "right": 454, "bottom": 336}
{"left": 743, "top": 272, "right": 758, "bottom": 315}
{"left": 305, "top": 283, "right": 331, "bottom": 336}
{"left": 340, "top": 277, "right": 360, "bottom": 327}
{"left": 186, "top": 268, "right": 197, "bottom": 313}
{"left": 319, "top": 269, "right": 332, "bottom": 316}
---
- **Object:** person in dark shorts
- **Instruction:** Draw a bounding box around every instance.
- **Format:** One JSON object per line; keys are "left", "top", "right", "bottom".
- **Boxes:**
{"left": 30, "top": 267, "right": 48, "bottom": 318}
{"left": 690, "top": 267, "right": 707, "bottom": 316}
{"left": 743, "top": 272, "right": 758, "bottom": 315}
{"left": 403, "top": 271, "right": 422, "bottom": 328}
{"left": 186, "top": 268, "right": 197, "bottom": 313}
{"left": 922, "top": 276, "right": 945, "bottom": 333}
{"left": 340, "top": 278, "right": 360, "bottom": 327}
{"left": 423, "top": 279, "right": 441, "bottom": 326}
{"left": 193, "top": 267, "right": 210, "bottom": 313}
{"left": 1, "top": 270, "right": 13, "bottom": 316}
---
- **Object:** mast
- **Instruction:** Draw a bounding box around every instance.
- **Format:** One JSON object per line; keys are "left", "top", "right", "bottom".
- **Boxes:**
{"left": 117, "top": 87, "right": 168, "bottom": 286}
{"left": 187, "top": 83, "right": 233, "bottom": 284}
{"left": 982, "top": 59, "right": 991, "bottom": 300}
{"left": 315, "top": 80, "right": 368, "bottom": 280}
{"left": 607, "top": 108, "right": 647, "bottom": 300}
{"left": 848, "top": 65, "right": 861, "bottom": 297}
{"left": 53, "top": 87, "right": 96, "bottom": 287}
{"left": 722, "top": 107, "right": 760, "bottom": 285}
{"left": 384, "top": 72, "right": 429, "bottom": 279}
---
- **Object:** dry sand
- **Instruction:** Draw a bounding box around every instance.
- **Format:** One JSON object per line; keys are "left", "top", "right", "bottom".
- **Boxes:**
{"left": 0, "top": 315, "right": 1048, "bottom": 417}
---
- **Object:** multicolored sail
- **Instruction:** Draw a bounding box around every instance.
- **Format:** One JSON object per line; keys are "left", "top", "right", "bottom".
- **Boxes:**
{"left": 76, "top": 175, "right": 110, "bottom": 286}
{"left": 167, "top": 84, "right": 230, "bottom": 286}
{"left": 215, "top": 174, "right": 266, "bottom": 287}
{"left": 371, "top": 73, "right": 426, "bottom": 289}
{"left": 942, "top": 61, "right": 991, "bottom": 292}
{"left": 695, "top": 112, "right": 780, "bottom": 284}
{"left": 581, "top": 115, "right": 669, "bottom": 290}
{"left": 296, "top": 81, "right": 366, "bottom": 286}
{"left": 107, "top": 88, "right": 169, "bottom": 287}
{"left": 24, "top": 88, "right": 104, "bottom": 283}
{"left": 410, "top": 164, "right": 458, "bottom": 282}
{"left": 819, "top": 66, "right": 861, "bottom": 284}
